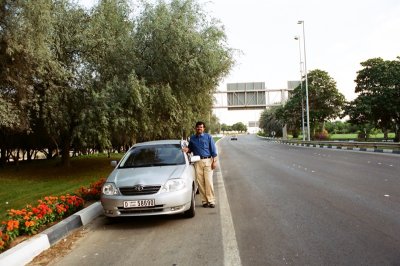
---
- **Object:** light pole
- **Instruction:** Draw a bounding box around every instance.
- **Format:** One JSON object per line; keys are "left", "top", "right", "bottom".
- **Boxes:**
{"left": 298, "top": 20, "right": 310, "bottom": 141}
{"left": 294, "top": 35, "right": 305, "bottom": 141}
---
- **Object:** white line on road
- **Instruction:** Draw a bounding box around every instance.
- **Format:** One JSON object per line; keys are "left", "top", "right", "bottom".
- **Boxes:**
{"left": 216, "top": 168, "right": 242, "bottom": 266}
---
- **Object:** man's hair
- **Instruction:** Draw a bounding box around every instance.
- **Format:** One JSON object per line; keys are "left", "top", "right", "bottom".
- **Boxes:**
{"left": 195, "top": 121, "right": 206, "bottom": 128}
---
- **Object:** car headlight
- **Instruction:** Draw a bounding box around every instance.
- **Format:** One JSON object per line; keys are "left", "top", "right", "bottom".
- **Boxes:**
{"left": 102, "top": 182, "right": 119, "bottom": 195}
{"left": 161, "top": 179, "right": 186, "bottom": 193}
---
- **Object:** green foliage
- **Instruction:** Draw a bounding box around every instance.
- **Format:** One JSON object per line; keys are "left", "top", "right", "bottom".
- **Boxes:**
{"left": 324, "top": 121, "right": 358, "bottom": 134}
{"left": 277, "top": 69, "right": 345, "bottom": 139}
{"left": 134, "top": 0, "right": 233, "bottom": 136}
{"left": 220, "top": 123, "right": 231, "bottom": 132}
{"left": 259, "top": 106, "right": 284, "bottom": 137}
{"left": 345, "top": 57, "right": 400, "bottom": 141}
{"left": 232, "top": 122, "right": 247, "bottom": 132}
{"left": 219, "top": 121, "right": 247, "bottom": 133}
{"left": 0, "top": 0, "right": 234, "bottom": 165}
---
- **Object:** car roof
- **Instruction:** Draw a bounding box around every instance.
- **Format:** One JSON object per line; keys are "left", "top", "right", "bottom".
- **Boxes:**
{"left": 132, "top": 139, "right": 181, "bottom": 147}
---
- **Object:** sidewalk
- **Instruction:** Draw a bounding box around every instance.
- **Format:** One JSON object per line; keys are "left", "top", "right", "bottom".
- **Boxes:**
{"left": 0, "top": 202, "right": 103, "bottom": 266}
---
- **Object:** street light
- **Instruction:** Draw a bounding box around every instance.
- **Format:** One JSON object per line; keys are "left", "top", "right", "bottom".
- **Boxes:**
{"left": 297, "top": 20, "right": 311, "bottom": 141}
{"left": 294, "top": 35, "right": 305, "bottom": 141}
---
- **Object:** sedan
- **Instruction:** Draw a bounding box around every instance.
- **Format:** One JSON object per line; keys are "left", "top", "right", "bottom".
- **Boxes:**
{"left": 101, "top": 140, "right": 200, "bottom": 218}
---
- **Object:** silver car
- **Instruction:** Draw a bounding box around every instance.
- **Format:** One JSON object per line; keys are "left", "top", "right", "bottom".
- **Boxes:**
{"left": 101, "top": 140, "right": 200, "bottom": 218}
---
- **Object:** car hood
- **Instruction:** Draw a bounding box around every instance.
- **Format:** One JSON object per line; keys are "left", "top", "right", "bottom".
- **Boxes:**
{"left": 108, "top": 165, "right": 186, "bottom": 187}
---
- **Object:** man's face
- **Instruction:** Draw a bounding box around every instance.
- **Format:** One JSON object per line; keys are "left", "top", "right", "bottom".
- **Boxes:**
{"left": 195, "top": 124, "right": 205, "bottom": 135}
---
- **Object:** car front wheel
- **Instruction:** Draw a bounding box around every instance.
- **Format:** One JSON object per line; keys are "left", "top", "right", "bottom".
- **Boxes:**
{"left": 183, "top": 187, "right": 196, "bottom": 218}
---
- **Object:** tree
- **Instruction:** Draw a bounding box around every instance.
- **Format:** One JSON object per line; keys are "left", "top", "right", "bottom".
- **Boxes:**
{"left": 134, "top": 0, "right": 234, "bottom": 135}
{"left": 208, "top": 114, "right": 221, "bottom": 134}
{"left": 280, "top": 69, "right": 345, "bottom": 138}
{"left": 39, "top": 0, "right": 90, "bottom": 166}
{"left": 220, "top": 123, "right": 231, "bottom": 133}
{"left": 0, "top": 0, "right": 62, "bottom": 165}
{"left": 345, "top": 57, "right": 400, "bottom": 141}
{"left": 0, "top": 0, "right": 234, "bottom": 165}
{"left": 231, "top": 122, "right": 247, "bottom": 133}
{"left": 82, "top": 0, "right": 139, "bottom": 151}
{"left": 259, "top": 106, "right": 284, "bottom": 137}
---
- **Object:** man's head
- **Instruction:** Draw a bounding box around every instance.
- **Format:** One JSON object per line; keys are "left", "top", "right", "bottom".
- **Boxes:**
{"left": 195, "top": 121, "right": 206, "bottom": 135}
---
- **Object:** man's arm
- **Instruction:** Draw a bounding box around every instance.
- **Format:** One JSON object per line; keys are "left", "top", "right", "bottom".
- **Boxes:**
{"left": 209, "top": 135, "right": 218, "bottom": 169}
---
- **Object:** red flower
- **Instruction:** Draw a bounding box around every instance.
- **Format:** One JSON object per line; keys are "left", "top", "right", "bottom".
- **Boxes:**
{"left": 6, "top": 220, "right": 19, "bottom": 231}
{"left": 24, "top": 221, "right": 35, "bottom": 228}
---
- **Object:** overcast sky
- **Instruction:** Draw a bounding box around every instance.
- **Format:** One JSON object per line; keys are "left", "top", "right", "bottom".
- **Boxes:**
{"left": 204, "top": 0, "right": 400, "bottom": 99}
{"left": 80, "top": 0, "right": 400, "bottom": 125}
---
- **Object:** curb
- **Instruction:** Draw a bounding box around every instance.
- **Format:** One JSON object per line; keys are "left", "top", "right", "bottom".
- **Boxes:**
{"left": 0, "top": 202, "right": 103, "bottom": 266}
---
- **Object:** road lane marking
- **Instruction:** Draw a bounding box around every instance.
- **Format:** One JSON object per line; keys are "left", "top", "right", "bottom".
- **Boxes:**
{"left": 215, "top": 168, "right": 242, "bottom": 266}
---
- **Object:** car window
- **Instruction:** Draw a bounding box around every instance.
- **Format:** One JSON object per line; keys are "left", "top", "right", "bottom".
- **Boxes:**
{"left": 119, "top": 144, "right": 185, "bottom": 168}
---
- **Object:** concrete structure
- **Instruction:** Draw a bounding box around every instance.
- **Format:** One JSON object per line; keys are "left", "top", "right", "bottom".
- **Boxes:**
{"left": 213, "top": 81, "right": 299, "bottom": 134}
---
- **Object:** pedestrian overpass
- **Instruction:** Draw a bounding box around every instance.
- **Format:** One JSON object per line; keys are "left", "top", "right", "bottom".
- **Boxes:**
{"left": 212, "top": 81, "right": 299, "bottom": 132}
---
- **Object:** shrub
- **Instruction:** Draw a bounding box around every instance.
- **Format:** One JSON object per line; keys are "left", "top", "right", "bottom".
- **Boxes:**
{"left": 314, "top": 129, "right": 330, "bottom": 140}
{"left": 75, "top": 178, "right": 105, "bottom": 201}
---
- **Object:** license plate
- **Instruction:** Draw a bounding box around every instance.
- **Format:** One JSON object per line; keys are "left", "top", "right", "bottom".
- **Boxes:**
{"left": 123, "top": 199, "right": 155, "bottom": 208}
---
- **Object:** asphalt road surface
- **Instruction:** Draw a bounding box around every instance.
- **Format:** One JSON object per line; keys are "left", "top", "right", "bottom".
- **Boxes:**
{"left": 47, "top": 135, "right": 400, "bottom": 266}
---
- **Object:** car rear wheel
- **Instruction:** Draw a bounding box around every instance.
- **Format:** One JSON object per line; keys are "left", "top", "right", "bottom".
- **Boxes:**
{"left": 183, "top": 188, "right": 195, "bottom": 218}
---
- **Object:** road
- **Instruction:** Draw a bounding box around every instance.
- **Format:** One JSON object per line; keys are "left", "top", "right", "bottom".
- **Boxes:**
{"left": 221, "top": 135, "right": 399, "bottom": 265}
{"left": 44, "top": 135, "right": 400, "bottom": 265}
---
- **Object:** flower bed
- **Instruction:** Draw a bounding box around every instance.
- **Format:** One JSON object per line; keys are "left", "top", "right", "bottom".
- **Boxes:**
{"left": 0, "top": 178, "right": 105, "bottom": 252}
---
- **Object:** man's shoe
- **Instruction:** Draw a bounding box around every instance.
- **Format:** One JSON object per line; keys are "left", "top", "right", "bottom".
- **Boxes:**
{"left": 202, "top": 203, "right": 208, "bottom": 208}
{"left": 208, "top": 203, "right": 215, "bottom": 208}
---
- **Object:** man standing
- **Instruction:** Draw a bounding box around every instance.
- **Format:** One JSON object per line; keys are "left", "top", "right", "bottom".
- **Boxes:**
{"left": 183, "top": 121, "right": 217, "bottom": 208}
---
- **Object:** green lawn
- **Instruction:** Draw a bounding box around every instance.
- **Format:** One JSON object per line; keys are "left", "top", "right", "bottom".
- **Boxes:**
{"left": 0, "top": 153, "right": 123, "bottom": 221}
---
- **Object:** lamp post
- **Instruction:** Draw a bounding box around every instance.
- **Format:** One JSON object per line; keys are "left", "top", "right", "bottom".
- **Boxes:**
{"left": 294, "top": 35, "right": 305, "bottom": 141}
{"left": 297, "top": 20, "right": 310, "bottom": 141}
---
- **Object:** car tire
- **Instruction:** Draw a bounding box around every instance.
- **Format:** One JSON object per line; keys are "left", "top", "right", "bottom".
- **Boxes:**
{"left": 183, "top": 188, "right": 195, "bottom": 218}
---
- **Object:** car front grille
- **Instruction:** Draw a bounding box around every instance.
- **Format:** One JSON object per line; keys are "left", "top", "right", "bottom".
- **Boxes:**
{"left": 119, "top": 185, "right": 161, "bottom": 196}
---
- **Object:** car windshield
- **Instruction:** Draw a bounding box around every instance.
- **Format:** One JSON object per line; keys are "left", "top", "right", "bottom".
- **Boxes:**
{"left": 118, "top": 144, "right": 185, "bottom": 168}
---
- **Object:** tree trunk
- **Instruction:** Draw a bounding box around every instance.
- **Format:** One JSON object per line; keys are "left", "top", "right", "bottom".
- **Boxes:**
{"left": 0, "top": 148, "right": 6, "bottom": 167}
{"left": 61, "top": 138, "right": 71, "bottom": 167}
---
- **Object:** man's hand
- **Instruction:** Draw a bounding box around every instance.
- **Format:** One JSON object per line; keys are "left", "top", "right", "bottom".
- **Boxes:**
{"left": 182, "top": 147, "right": 189, "bottom": 153}
{"left": 211, "top": 160, "right": 217, "bottom": 170}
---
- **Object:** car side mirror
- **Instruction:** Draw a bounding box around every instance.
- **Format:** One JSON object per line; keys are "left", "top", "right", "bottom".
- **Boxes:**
{"left": 110, "top": 160, "right": 118, "bottom": 167}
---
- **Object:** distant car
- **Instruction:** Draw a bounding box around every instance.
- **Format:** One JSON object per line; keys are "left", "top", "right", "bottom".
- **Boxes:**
{"left": 101, "top": 140, "right": 200, "bottom": 218}
{"left": 231, "top": 135, "right": 238, "bottom": 140}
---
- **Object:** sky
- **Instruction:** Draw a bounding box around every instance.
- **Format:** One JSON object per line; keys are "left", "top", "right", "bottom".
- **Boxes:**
{"left": 80, "top": 0, "right": 400, "bottom": 126}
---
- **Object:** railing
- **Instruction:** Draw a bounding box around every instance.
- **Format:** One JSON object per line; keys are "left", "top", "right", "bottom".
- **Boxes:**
{"left": 279, "top": 139, "right": 400, "bottom": 151}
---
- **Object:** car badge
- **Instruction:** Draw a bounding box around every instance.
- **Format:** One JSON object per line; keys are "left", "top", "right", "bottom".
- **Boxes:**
{"left": 133, "top": 185, "right": 144, "bottom": 191}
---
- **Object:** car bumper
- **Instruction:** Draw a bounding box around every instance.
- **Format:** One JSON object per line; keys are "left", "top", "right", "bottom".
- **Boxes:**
{"left": 101, "top": 188, "right": 192, "bottom": 217}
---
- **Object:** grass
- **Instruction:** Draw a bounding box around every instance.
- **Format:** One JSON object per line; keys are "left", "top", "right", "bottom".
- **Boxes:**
{"left": 213, "top": 137, "right": 222, "bottom": 142}
{"left": 330, "top": 134, "right": 358, "bottom": 139}
{"left": 0, "top": 153, "right": 123, "bottom": 221}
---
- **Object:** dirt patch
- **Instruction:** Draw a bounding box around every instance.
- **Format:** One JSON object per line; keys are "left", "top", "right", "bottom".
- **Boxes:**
{"left": 27, "top": 227, "right": 88, "bottom": 266}
{"left": 8, "top": 235, "right": 29, "bottom": 248}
